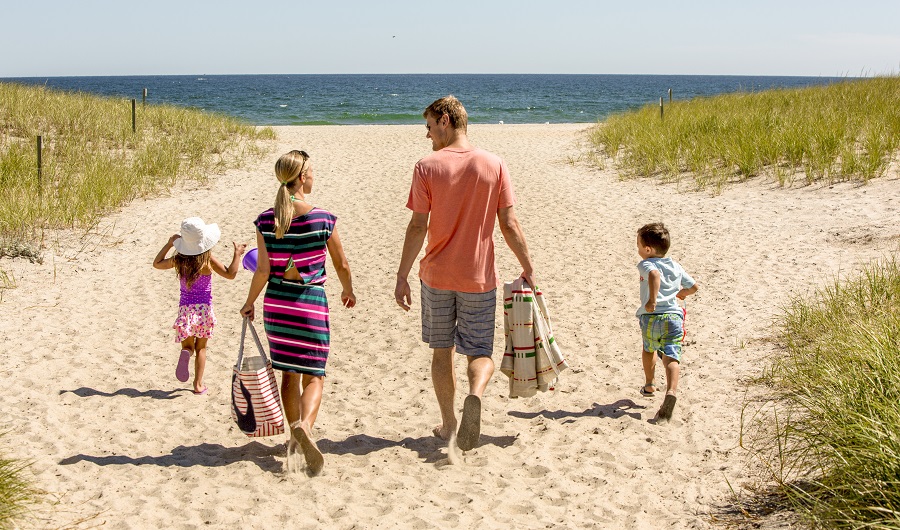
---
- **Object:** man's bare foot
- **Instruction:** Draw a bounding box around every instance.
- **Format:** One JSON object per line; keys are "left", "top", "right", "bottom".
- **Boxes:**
{"left": 432, "top": 423, "right": 456, "bottom": 440}
{"left": 457, "top": 395, "right": 482, "bottom": 451}
{"left": 290, "top": 420, "right": 324, "bottom": 475}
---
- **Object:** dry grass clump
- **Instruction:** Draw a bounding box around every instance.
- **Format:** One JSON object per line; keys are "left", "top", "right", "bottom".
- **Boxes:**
{"left": 589, "top": 76, "right": 900, "bottom": 191}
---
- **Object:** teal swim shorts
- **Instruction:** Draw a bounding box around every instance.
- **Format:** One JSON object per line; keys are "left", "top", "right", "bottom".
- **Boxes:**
{"left": 639, "top": 312, "right": 685, "bottom": 362}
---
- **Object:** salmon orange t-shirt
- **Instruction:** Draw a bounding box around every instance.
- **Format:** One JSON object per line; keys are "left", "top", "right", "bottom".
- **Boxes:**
{"left": 406, "top": 147, "right": 516, "bottom": 292}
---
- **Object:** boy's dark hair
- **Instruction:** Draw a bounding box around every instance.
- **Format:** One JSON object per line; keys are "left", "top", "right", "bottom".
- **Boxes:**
{"left": 638, "top": 223, "right": 670, "bottom": 256}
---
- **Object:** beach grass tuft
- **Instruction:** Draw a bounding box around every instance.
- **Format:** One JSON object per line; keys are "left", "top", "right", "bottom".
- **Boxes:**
{"left": 0, "top": 438, "right": 35, "bottom": 529}
{"left": 588, "top": 76, "right": 900, "bottom": 190}
{"left": 742, "top": 257, "right": 900, "bottom": 528}
{"left": 0, "top": 82, "right": 275, "bottom": 247}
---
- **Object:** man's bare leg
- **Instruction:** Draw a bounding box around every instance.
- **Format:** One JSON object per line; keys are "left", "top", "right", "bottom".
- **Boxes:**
{"left": 432, "top": 347, "right": 457, "bottom": 439}
{"left": 466, "top": 355, "right": 494, "bottom": 397}
{"left": 456, "top": 355, "right": 493, "bottom": 451}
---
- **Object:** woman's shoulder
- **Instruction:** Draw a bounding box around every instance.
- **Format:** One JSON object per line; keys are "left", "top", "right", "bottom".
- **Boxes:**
{"left": 255, "top": 208, "right": 276, "bottom": 224}
{"left": 311, "top": 207, "right": 336, "bottom": 220}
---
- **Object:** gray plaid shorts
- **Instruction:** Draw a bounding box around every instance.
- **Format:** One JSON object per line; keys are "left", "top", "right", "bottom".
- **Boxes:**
{"left": 420, "top": 281, "right": 496, "bottom": 356}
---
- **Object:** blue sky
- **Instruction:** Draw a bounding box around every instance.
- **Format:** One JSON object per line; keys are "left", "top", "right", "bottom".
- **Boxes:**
{"left": 2, "top": 0, "right": 898, "bottom": 77}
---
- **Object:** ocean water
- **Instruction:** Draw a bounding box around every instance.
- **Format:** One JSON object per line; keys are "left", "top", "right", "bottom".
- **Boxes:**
{"left": 1, "top": 74, "right": 853, "bottom": 125}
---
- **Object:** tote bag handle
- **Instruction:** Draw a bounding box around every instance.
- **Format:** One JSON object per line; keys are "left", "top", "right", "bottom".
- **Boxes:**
{"left": 236, "top": 317, "right": 270, "bottom": 369}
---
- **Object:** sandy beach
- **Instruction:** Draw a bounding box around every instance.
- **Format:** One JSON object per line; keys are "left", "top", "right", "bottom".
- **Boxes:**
{"left": 1, "top": 123, "right": 898, "bottom": 529}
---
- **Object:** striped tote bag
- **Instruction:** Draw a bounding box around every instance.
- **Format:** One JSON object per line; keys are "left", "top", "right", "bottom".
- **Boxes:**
{"left": 231, "top": 318, "right": 285, "bottom": 437}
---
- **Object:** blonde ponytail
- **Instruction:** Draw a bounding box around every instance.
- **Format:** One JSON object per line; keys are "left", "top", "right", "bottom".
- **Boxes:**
{"left": 272, "top": 150, "right": 310, "bottom": 239}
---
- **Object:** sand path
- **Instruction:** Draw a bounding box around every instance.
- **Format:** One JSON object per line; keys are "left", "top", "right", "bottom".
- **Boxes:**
{"left": 1, "top": 124, "right": 897, "bottom": 529}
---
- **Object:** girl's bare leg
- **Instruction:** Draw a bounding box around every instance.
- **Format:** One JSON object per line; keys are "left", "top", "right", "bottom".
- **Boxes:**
{"left": 193, "top": 337, "right": 208, "bottom": 393}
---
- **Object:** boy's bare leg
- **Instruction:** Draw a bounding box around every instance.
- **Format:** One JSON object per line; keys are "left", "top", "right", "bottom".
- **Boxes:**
{"left": 432, "top": 347, "right": 457, "bottom": 439}
{"left": 641, "top": 349, "right": 657, "bottom": 393}
{"left": 662, "top": 356, "right": 680, "bottom": 395}
{"left": 656, "top": 356, "right": 680, "bottom": 422}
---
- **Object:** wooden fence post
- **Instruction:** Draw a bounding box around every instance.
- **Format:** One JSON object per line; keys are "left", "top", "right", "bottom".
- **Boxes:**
{"left": 142, "top": 88, "right": 147, "bottom": 106}
{"left": 668, "top": 88, "right": 672, "bottom": 103}
{"left": 131, "top": 99, "right": 136, "bottom": 133}
{"left": 660, "top": 97, "right": 664, "bottom": 120}
{"left": 37, "top": 135, "right": 43, "bottom": 200}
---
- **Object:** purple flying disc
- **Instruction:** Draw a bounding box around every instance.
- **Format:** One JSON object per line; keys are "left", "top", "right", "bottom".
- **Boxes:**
{"left": 242, "top": 247, "right": 258, "bottom": 272}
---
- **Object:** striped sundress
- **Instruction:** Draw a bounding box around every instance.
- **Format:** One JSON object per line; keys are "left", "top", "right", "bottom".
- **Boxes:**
{"left": 254, "top": 207, "right": 335, "bottom": 377}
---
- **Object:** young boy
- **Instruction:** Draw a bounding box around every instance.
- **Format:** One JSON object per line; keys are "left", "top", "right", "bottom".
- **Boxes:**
{"left": 636, "top": 223, "right": 698, "bottom": 422}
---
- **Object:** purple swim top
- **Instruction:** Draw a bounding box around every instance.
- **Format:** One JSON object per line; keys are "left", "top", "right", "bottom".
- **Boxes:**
{"left": 179, "top": 274, "right": 212, "bottom": 306}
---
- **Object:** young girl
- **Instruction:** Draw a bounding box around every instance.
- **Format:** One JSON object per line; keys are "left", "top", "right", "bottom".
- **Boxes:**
{"left": 241, "top": 149, "right": 356, "bottom": 475}
{"left": 153, "top": 217, "right": 247, "bottom": 394}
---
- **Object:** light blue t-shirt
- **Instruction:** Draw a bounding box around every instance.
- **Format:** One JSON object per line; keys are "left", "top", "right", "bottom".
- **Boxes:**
{"left": 636, "top": 257, "right": 695, "bottom": 317}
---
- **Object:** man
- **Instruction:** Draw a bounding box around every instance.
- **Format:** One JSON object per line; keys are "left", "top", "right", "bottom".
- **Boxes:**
{"left": 395, "top": 95, "right": 535, "bottom": 451}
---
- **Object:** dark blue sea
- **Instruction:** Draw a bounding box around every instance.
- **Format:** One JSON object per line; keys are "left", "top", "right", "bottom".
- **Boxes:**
{"left": 1, "top": 74, "right": 854, "bottom": 125}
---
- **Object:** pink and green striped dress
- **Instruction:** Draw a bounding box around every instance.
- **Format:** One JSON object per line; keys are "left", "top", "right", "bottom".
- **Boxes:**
{"left": 254, "top": 207, "right": 335, "bottom": 377}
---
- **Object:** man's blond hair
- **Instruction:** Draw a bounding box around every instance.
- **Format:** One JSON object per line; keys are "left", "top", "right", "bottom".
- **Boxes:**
{"left": 423, "top": 95, "right": 468, "bottom": 132}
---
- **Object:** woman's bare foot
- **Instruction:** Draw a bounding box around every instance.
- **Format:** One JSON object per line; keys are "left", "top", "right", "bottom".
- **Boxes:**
{"left": 290, "top": 421, "right": 324, "bottom": 475}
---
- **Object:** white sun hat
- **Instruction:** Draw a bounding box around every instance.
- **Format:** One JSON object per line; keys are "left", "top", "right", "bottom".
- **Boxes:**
{"left": 173, "top": 217, "right": 221, "bottom": 256}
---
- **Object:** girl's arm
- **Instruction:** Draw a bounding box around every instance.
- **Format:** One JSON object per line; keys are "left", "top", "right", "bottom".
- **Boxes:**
{"left": 152, "top": 234, "right": 180, "bottom": 270}
{"left": 326, "top": 227, "right": 356, "bottom": 308}
{"left": 211, "top": 241, "right": 247, "bottom": 279}
{"left": 240, "top": 231, "right": 271, "bottom": 320}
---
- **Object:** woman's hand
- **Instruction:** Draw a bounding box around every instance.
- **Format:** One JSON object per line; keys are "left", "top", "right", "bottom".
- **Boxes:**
{"left": 240, "top": 303, "right": 255, "bottom": 320}
{"left": 341, "top": 290, "right": 357, "bottom": 308}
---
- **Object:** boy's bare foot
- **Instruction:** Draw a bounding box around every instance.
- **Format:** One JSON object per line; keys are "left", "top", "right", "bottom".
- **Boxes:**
{"left": 655, "top": 393, "right": 677, "bottom": 422}
{"left": 639, "top": 383, "right": 656, "bottom": 397}
{"left": 290, "top": 421, "right": 324, "bottom": 475}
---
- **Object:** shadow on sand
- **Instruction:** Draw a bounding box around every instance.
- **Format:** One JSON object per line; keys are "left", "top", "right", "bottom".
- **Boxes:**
{"left": 507, "top": 399, "right": 647, "bottom": 422}
{"left": 318, "top": 432, "right": 518, "bottom": 464}
{"left": 59, "top": 441, "right": 283, "bottom": 472}
{"left": 60, "top": 387, "right": 189, "bottom": 400}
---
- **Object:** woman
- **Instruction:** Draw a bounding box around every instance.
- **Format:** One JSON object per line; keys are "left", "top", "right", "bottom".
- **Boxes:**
{"left": 241, "top": 149, "right": 356, "bottom": 475}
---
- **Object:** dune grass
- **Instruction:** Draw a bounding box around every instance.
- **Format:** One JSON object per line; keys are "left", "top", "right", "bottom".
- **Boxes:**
{"left": 589, "top": 76, "right": 900, "bottom": 191}
{"left": 0, "top": 82, "right": 275, "bottom": 246}
{"left": 742, "top": 257, "right": 900, "bottom": 528}
{"left": 0, "top": 437, "right": 35, "bottom": 530}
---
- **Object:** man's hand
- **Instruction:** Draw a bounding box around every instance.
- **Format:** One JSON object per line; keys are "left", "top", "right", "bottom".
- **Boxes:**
{"left": 395, "top": 275, "right": 412, "bottom": 311}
